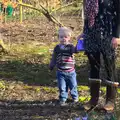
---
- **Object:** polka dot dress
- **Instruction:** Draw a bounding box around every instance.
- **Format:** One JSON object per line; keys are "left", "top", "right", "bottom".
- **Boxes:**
{"left": 84, "top": 0, "right": 117, "bottom": 58}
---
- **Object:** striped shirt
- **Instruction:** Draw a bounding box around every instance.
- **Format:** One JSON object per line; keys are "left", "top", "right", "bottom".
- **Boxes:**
{"left": 50, "top": 44, "right": 76, "bottom": 72}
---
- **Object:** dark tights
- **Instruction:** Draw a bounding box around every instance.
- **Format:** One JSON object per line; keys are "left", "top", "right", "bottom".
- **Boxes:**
{"left": 87, "top": 51, "right": 116, "bottom": 82}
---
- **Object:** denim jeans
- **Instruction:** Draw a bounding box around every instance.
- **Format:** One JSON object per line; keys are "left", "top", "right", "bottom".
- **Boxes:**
{"left": 56, "top": 70, "right": 78, "bottom": 102}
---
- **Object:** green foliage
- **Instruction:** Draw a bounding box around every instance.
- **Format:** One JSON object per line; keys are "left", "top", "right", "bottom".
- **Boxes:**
{"left": 79, "top": 96, "right": 90, "bottom": 102}
{"left": 0, "top": 81, "right": 5, "bottom": 89}
{"left": 77, "top": 86, "right": 89, "bottom": 91}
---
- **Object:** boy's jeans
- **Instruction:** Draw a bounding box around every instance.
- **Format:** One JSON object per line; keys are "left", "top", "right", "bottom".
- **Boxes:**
{"left": 56, "top": 70, "right": 78, "bottom": 102}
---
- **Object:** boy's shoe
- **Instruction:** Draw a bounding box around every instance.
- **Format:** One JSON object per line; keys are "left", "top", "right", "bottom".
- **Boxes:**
{"left": 83, "top": 101, "right": 97, "bottom": 110}
{"left": 73, "top": 99, "right": 79, "bottom": 103}
{"left": 83, "top": 102, "right": 93, "bottom": 110}
{"left": 59, "top": 101, "right": 67, "bottom": 106}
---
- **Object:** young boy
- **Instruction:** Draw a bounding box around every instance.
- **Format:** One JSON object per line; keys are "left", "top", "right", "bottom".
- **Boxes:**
{"left": 49, "top": 27, "right": 78, "bottom": 106}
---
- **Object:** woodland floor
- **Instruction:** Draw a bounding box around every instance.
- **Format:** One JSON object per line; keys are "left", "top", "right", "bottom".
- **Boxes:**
{"left": 0, "top": 14, "right": 120, "bottom": 120}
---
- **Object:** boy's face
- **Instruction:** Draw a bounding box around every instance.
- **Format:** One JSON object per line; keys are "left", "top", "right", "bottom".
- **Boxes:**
{"left": 58, "top": 33, "right": 71, "bottom": 45}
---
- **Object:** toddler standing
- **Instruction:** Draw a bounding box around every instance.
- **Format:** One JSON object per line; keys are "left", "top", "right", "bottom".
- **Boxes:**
{"left": 49, "top": 27, "right": 79, "bottom": 106}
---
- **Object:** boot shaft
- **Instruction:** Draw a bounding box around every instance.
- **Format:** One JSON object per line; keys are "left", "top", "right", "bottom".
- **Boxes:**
{"left": 106, "top": 85, "right": 116, "bottom": 102}
{"left": 89, "top": 78, "right": 101, "bottom": 105}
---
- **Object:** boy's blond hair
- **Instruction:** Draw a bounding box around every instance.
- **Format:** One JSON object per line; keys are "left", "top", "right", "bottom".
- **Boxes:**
{"left": 58, "top": 27, "right": 72, "bottom": 37}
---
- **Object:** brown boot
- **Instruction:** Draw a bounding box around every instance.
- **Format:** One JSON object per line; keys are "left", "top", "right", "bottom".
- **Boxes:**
{"left": 104, "top": 85, "right": 116, "bottom": 111}
{"left": 104, "top": 101, "right": 114, "bottom": 111}
{"left": 84, "top": 79, "right": 101, "bottom": 110}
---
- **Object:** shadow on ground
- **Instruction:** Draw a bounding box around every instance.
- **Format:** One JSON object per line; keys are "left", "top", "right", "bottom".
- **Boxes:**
{"left": 0, "top": 56, "right": 119, "bottom": 86}
{"left": 0, "top": 54, "right": 90, "bottom": 86}
{"left": 0, "top": 99, "right": 118, "bottom": 120}
{"left": 0, "top": 99, "right": 85, "bottom": 120}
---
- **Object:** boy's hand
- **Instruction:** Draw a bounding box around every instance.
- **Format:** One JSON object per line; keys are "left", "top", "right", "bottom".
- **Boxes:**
{"left": 49, "top": 65, "right": 54, "bottom": 71}
{"left": 48, "top": 70, "right": 52, "bottom": 77}
{"left": 49, "top": 67, "right": 53, "bottom": 71}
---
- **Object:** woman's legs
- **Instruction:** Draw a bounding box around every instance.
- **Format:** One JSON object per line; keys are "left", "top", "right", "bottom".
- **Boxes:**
{"left": 103, "top": 53, "right": 117, "bottom": 110}
{"left": 84, "top": 52, "right": 101, "bottom": 110}
{"left": 87, "top": 52, "right": 101, "bottom": 79}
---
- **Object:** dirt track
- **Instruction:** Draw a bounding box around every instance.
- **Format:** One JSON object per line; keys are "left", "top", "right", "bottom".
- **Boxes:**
{"left": 0, "top": 15, "right": 83, "bottom": 45}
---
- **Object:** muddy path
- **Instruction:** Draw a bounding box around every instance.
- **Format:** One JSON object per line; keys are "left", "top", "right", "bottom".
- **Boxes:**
{"left": 0, "top": 15, "right": 83, "bottom": 44}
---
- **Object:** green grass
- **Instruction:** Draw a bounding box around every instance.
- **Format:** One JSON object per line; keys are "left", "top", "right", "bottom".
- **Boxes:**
{"left": 0, "top": 42, "right": 120, "bottom": 86}
{"left": 0, "top": 42, "right": 55, "bottom": 85}
{"left": 0, "top": 42, "right": 120, "bottom": 112}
